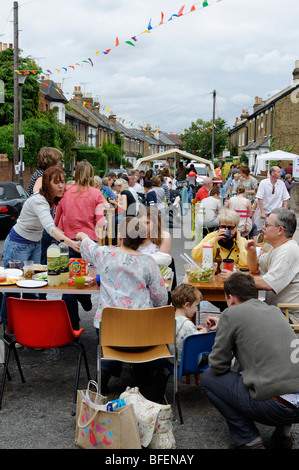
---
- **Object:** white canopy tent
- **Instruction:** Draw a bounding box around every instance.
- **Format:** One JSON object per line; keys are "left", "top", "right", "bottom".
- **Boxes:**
{"left": 133, "top": 149, "right": 215, "bottom": 177}
{"left": 254, "top": 150, "right": 299, "bottom": 178}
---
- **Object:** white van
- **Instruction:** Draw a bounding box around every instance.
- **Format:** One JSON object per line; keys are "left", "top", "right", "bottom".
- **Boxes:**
{"left": 187, "top": 161, "right": 210, "bottom": 185}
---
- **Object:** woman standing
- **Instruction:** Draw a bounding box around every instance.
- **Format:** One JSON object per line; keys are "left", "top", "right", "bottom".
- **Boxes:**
{"left": 239, "top": 165, "right": 258, "bottom": 203}
{"left": 113, "top": 177, "right": 136, "bottom": 222}
{"left": 54, "top": 160, "right": 105, "bottom": 328}
{"left": 28, "top": 147, "right": 63, "bottom": 195}
{"left": 1, "top": 167, "right": 80, "bottom": 343}
{"left": 28, "top": 147, "right": 64, "bottom": 265}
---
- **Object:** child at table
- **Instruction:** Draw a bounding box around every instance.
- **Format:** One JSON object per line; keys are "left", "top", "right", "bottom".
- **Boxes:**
{"left": 169, "top": 284, "right": 208, "bottom": 373}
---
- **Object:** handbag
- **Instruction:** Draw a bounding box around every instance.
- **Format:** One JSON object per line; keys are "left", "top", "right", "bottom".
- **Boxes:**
{"left": 120, "top": 386, "right": 176, "bottom": 449}
{"left": 75, "top": 381, "right": 141, "bottom": 449}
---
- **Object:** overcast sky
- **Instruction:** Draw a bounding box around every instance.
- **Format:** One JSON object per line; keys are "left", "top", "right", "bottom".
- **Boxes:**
{"left": 1, "top": 0, "right": 299, "bottom": 133}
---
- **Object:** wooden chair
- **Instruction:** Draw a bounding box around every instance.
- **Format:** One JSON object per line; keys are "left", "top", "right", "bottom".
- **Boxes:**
{"left": 277, "top": 303, "right": 299, "bottom": 333}
{"left": 234, "top": 209, "right": 252, "bottom": 238}
{"left": 97, "top": 306, "right": 177, "bottom": 405}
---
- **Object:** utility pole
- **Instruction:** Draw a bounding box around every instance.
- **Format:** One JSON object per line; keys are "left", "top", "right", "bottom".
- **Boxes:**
{"left": 13, "top": 1, "right": 19, "bottom": 182}
{"left": 211, "top": 89, "right": 216, "bottom": 166}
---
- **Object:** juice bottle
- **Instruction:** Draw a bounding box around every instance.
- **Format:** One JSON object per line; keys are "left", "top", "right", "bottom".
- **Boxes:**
{"left": 47, "top": 243, "right": 61, "bottom": 286}
{"left": 58, "top": 240, "right": 69, "bottom": 284}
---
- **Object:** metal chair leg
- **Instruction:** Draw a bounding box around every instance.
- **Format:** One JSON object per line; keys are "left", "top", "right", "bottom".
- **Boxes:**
{"left": 175, "top": 392, "right": 184, "bottom": 426}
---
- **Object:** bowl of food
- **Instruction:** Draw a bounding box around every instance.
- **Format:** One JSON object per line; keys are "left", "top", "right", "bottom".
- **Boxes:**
{"left": 184, "top": 262, "right": 217, "bottom": 283}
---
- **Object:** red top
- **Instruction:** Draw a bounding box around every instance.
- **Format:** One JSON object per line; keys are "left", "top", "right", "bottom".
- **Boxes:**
{"left": 54, "top": 185, "right": 105, "bottom": 241}
{"left": 195, "top": 186, "right": 209, "bottom": 204}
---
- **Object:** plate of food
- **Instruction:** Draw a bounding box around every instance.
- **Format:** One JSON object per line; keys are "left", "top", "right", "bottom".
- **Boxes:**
{"left": 0, "top": 277, "right": 24, "bottom": 286}
{"left": 16, "top": 280, "right": 48, "bottom": 288}
{"left": 33, "top": 264, "right": 47, "bottom": 272}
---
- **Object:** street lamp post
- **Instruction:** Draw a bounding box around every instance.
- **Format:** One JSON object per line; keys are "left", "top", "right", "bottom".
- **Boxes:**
{"left": 18, "top": 74, "right": 27, "bottom": 187}
{"left": 120, "top": 132, "right": 124, "bottom": 169}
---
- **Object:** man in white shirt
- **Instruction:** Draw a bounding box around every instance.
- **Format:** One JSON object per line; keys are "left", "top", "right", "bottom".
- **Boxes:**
{"left": 128, "top": 174, "right": 143, "bottom": 193}
{"left": 195, "top": 188, "right": 221, "bottom": 235}
{"left": 246, "top": 208, "right": 299, "bottom": 323}
{"left": 256, "top": 166, "right": 290, "bottom": 221}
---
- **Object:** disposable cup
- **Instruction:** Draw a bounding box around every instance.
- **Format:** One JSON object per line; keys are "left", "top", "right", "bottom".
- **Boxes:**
{"left": 75, "top": 277, "right": 85, "bottom": 289}
{"left": 222, "top": 259, "right": 234, "bottom": 271}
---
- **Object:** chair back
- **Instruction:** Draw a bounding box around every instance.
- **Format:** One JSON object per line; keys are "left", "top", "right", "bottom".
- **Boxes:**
{"left": 277, "top": 303, "right": 299, "bottom": 334}
{"left": 178, "top": 331, "right": 216, "bottom": 378}
{"left": 7, "top": 298, "right": 81, "bottom": 349}
{"left": 100, "top": 306, "right": 175, "bottom": 348}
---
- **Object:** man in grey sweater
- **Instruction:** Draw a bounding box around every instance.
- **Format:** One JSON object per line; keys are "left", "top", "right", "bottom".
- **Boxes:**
{"left": 200, "top": 272, "right": 299, "bottom": 449}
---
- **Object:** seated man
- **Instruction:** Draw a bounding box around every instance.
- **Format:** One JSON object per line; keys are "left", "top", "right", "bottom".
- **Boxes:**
{"left": 246, "top": 208, "right": 299, "bottom": 324}
{"left": 201, "top": 272, "right": 299, "bottom": 449}
{"left": 194, "top": 178, "right": 213, "bottom": 203}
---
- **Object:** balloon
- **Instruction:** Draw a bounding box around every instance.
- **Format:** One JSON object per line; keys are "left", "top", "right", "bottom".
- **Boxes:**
{"left": 189, "top": 171, "right": 196, "bottom": 177}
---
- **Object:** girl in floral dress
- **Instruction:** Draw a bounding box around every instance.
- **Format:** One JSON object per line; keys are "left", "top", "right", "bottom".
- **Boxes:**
{"left": 76, "top": 216, "right": 168, "bottom": 391}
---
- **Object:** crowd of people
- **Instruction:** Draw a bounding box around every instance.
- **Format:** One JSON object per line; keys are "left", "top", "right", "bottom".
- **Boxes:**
{"left": 1, "top": 149, "right": 299, "bottom": 449}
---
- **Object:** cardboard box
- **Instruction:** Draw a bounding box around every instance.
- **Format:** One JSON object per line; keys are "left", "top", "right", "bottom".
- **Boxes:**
{"left": 68, "top": 276, "right": 96, "bottom": 287}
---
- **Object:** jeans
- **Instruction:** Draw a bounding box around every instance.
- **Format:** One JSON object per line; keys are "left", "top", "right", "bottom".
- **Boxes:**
{"left": 200, "top": 368, "right": 299, "bottom": 446}
{"left": 61, "top": 242, "right": 91, "bottom": 330}
{"left": 0, "top": 235, "right": 41, "bottom": 325}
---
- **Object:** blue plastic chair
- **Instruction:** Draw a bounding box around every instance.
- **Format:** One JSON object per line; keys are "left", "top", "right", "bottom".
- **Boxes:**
{"left": 171, "top": 331, "right": 216, "bottom": 425}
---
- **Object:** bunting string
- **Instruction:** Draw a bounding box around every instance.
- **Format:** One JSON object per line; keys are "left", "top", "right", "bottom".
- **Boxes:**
{"left": 14, "top": 0, "right": 224, "bottom": 129}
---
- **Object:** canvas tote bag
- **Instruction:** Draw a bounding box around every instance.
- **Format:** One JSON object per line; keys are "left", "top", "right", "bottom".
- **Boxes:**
{"left": 75, "top": 381, "right": 141, "bottom": 449}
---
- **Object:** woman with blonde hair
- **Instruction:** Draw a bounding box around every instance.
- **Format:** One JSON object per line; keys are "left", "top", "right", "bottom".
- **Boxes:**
{"left": 192, "top": 208, "right": 248, "bottom": 268}
{"left": 54, "top": 160, "right": 105, "bottom": 328}
{"left": 114, "top": 177, "right": 137, "bottom": 221}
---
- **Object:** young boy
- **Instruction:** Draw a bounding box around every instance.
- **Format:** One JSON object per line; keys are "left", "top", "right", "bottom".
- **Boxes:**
{"left": 170, "top": 284, "right": 207, "bottom": 366}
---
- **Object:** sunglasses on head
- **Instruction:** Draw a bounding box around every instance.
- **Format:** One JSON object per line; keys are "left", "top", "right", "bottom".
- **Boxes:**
{"left": 272, "top": 185, "right": 275, "bottom": 194}
{"left": 219, "top": 225, "right": 236, "bottom": 230}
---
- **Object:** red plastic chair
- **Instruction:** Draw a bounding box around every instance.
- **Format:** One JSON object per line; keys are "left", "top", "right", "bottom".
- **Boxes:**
{"left": 0, "top": 298, "right": 91, "bottom": 414}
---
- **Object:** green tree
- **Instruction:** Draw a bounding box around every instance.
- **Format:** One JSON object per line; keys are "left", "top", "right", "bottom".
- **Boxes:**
{"left": 0, "top": 47, "right": 40, "bottom": 126}
{"left": 181, "top": 117, "right": 229, "bottom": 160}
{"left": 76, "top": 145, "right": 107, "bottom": 176}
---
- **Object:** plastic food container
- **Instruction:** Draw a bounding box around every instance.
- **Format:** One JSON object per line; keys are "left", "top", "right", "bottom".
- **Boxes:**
{"left": 184, "top": 262, "right": 217, "bottom": 283}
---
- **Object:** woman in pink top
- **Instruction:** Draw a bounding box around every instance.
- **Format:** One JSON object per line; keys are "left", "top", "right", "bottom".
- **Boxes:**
{"left": 54, "top": 161, "right": 105, "bottom": 329}
{"left": 55, "top": 161, "right": 105, "bottom": 241}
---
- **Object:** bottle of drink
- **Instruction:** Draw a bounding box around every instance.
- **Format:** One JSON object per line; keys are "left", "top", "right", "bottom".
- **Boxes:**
{"left": 58, "top": 240, "right": 69, "bottom": 284}
{"left": 47, "top": 243, "right": 61, "bottom": 286}
{"left": 215, "top": 247, "right": 222, "bottom": 275}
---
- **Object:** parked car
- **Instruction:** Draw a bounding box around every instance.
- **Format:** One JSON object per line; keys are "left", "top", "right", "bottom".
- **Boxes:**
{"left": 0, "top": 182, "right": 29, "bottom": 231}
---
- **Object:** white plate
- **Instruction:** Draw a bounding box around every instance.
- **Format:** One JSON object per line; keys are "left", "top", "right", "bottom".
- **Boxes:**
{"left": 17, "top": 280, "right": 48, "bottom": 288}
{"left": 3, "top": 269, "right": 23, "bottom": 277}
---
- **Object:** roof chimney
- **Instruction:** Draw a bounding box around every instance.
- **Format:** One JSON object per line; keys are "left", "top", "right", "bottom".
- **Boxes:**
{"left": 292, "top": 60, "right": 299, "bottom": 86}
{"left": 73, "top": 85, "right": 83, "bottom": 100}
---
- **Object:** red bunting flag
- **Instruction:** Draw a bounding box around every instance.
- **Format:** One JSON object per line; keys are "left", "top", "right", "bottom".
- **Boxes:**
{"left": 115, "top": 37, "right": 119, "bottom": 47}
{"left": 159, "top": 12, "right": 164, "bottom": 25}
{"left": 178, "top": 5, "right": 185, "bottom": 16}
{"left": 191, "top": 4, "right": 196, "bottom": 11}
